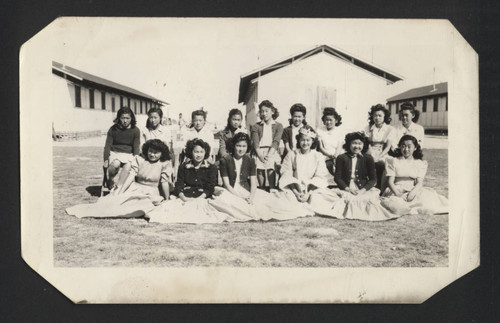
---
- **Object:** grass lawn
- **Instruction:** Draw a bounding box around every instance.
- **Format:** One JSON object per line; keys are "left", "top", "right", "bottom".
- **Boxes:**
{"left": 53, "top": 147, "right": 448, "bottom": 267}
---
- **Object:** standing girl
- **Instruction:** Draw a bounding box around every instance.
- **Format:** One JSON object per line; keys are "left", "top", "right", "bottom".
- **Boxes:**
{"left": 250, "top": 100, "right": 283, "bottom": 191}
{"left": 317, "top": 107, "right": 344, "bottom": 176}
{"left": 210, "top": 132, "right": 310, "bottom": 221}
{"left": 279, "top": 125, "right": 344, "bottom": 218}
{"left": 334, "top": 132, "right": 398, "bottom": 221}
{"left": 391, "top": 102, "right": 425, "bottom": 154}
{"left": 381, "top": 135, "right": 448, "bottom": 215}
{"left": 103, "top": 106, "right": 141, "bottom": 191}
{"left": 141, "top": 107, "right": 175, "bottom": 165}
{"left": 183, "top": 109, "right": 216, "bottom": 163}
{"left": 281, "top": 103, "right": 307, "bottom": 160}
{"left": 67, "top": 139, "right": 173, "bottom": 218}
{"left": 217, "top": 108, "right": 246, "bottom": 160}
{"left": 362, "top": 104, "right": 395, "bottom": 189}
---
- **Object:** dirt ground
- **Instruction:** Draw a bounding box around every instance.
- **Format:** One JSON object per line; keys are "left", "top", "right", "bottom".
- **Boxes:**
{"left": 53, "top": 141, "right": 448, "bottom": 267}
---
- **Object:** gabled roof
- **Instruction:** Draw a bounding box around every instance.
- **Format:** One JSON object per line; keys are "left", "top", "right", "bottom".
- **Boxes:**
{"left": 387, "top": 82, "right": 447, "bottom": 102}
{"left": 52, "top": 61, "right": 168, "bottom": 105}
{"left": 238, "top": 44, "right": 404, "bottom": 104}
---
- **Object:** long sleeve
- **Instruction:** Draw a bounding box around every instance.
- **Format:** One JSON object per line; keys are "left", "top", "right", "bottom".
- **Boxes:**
{"left": 271, "top": 122, "right": 284, "bottom": 151}
{"left": 103, "top": 127, "right": 114, "bottom": 161}
{"left": 218, "top": 131, "right": 228, "bottom": 158}
{"left": 334, "top": 154, "right": 349, "bottom": 190}
{"left": 279, "top": 151, "right": 299, "bottom": 189}
{"left": 173, "top": 164, "right": 186, "bottom": 196}
{"left": 308, "top": 152, "right": 328, "bottom": 189}
{"left": 363, "top": 155, "right": 377, "bottom": 191}
{"left": 203, "top": 164, "right": 218, "bottom": 198}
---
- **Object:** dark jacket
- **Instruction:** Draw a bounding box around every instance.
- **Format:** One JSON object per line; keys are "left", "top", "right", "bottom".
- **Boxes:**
{"left": 334, "top": 153, "right": 377, "bottom": 191}
{"left": 250, "top": 121, "right": 284, "bottom": 152}
{"left": 219, "top": 154, "right": 256, "bottom": 192}
{"left": 173, "top": 160, "right": 217, "bottom": 198}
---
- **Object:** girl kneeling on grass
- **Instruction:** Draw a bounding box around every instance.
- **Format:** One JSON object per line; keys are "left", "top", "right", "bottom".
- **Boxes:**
{"left": 146, "top": 138, "right": 230, "bottom": 224}
{"left": 103, "top": 106, "right": 141, "bottom": 191}
{"left": 66, "top": 139, "right": 173, "bottom": 218}
{"left": 278, "top": 125, "right": 344, "bottom": 218}
{"left": 209, "top": 132, "right": 310, "bottom": 221}
{"left": 381, "top": 135, "right": 448, "bottom": 215}
{"left": 333, "top": 132, "right": 399, "bottom": 221}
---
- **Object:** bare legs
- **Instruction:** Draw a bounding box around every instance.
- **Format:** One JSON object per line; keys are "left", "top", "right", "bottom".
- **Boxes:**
{"left": 257, "top": 169, "right": 277, "bottom": 191}
{"left": 106, "top": 160, "right": 131, "bottom": 190}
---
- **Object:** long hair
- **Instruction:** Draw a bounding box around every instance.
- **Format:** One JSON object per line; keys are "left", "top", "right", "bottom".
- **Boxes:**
{"left": 142, "top": 139, "right": 171, "bottom": 162}
{"left": 393, "top": 135, "right": 423, "bottom": 159}
{"left": 113, "top": 106, "right": 137, "bottom": 128}
{"left": 342, "top": 132, "right": 370, "bottom": 155}
{"left": 368, "top": 104, "right": 392, "bottom": 126}
{"left": 184, "top": 138, "right": 211, "bottom": 160}
{"left": 224, "top": 108, "right": 243, "bottom": 131}
{"left": 145, "top": 107, "right": 164, "bottom": 130}
{"left": 258, "top": 100, "right": 279, "bottom": 120}
{"left": 399, "top": 101, "right": 420, "bottom": 123}
{"left": 227, "top": 132, "right": 252, "bottom": 155}
{"left": 321, "top": 107, "right": 342, "bottom": 127}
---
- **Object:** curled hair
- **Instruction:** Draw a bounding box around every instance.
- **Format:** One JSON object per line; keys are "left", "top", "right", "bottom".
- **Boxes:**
{"left": 394, "top": 135, "right": 423, "bottom": 160}
{"left": 368, "top": 104, "right": 392, "bottom": 126}
{"left": 145, "top": 107, "right": 164, "bottom": 130}
{"left": 142, "top": 139, "right": 171, "bottom": 162}
{"left": 114, "top": 106, "right": 137, "bottom": 128}
{"left": 227, "top": 132, "right": 252, "bottom": 155}
{"left": 321, "top": 107, "right": 342, "bottom": 127}
{"left": 295, "top": 125, "right": 319, "bottom": 150}
{"left": 258, "top": 100, "right": 279, "bottom": 120}
{"left": 342, "top": 132, "right": 370, "bottom": 155}
{"left": 191, "top": 109, "right": 207, "bottom": 121}
{"left": 399, "top": 102, "right": 420, "bottom": 123}
{"left": 184, "top": 138, "right": 211, "bottom": 160}
{"left": 225, "top": 108, "right": 243, "bottom": 131}
{"left": 288, "top": 103, "right": 307, "bottom": 126}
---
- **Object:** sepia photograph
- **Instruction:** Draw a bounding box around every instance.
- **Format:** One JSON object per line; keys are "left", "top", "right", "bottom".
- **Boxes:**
{"left": 20, "top": 18, "right": 479, "bottom": 303}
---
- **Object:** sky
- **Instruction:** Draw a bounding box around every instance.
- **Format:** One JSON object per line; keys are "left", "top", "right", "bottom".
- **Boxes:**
{"left": 45, "top": 18, "right": 457, "bottom": 126}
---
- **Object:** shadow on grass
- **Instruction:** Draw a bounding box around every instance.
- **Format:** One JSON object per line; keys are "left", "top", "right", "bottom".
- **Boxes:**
{"left": 86, "top": 185, "right": 106, "bottom": 197}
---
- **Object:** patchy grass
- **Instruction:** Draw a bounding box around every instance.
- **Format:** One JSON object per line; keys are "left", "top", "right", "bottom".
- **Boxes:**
{"left": 53, "top": 147, "right": 448, "bottom": 267}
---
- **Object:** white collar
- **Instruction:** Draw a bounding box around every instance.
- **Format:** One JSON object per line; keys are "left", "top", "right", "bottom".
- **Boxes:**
{"left": 184, "top": 159, "right": 210, "bottom": 169}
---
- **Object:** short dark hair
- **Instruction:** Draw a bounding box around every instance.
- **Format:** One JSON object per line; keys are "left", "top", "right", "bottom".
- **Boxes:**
{"left": 368, "top": 104, "right": 392, "bottom": 126}
{"left": 114, "top": 106, "right": 137, "bottom": 128}
{"left": 191, "top": 109, "right": 207, "bottom": 121}
{"left": 399, "top": 102, "right": 420, "bottom": 122}
{"left": 295, "top": 125, "right": 319, "bottom": 150}
{"left": 321, "top": 107, "right": 342, "bottom": 126}
{"left": 227, "top": 132, "right": 252, "bottom": 154}
{"left": 394, "top": 135, "right": 423, "bottom": 159}
{"left": 142, "top": 139, "right": 171, "bottom": 162}
{"left": 289, "top": 103, "right": 307, "bottom": 126}
{"left": 225, "top": 108, "right": 243, "bottom": 131}
{"left": 342, "top": 132, "right": 369, "bottom": 154}
{"left": 185, "top": 138, "right": 211, "bottom": 160}
{"left": 258, "top": 100, "right": 279, "bottom": 120}
{"left": 146, "top": 107, "right": 164, "bottom": 130}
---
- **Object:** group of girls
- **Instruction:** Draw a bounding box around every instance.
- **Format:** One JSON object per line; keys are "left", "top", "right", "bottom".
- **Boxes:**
{"left": 66, "top": 100, "right": 447, "bottom": 223}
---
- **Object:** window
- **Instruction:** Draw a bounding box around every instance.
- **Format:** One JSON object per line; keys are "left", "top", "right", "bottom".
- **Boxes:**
{"left": 101, "top": 91, "right": 106, "bottom": 110}
{"left": 446, "top": 96, "right": 448, "bottom": 111}
{"left": 75, "top": 85, "right": 81, "bottom": 107}
{"left": 112, "top": 97, "right": 116, "bottom": 112}
{"left": 128, "top": 97, "right": 131, "bottom": 108}
{"left": 433, "top": 97, "right": 439, "bottom": 112}
{"left": 422, "top": 99, "right": 427, "bottom": 112}
{"left": 89, "top": 89, "right": 95, "bottom": 109}
{"left": 395, "top": 102, "right": 399, "bottom": 114}
{"left": 134, "top": 101, "right": 137, "bottom": 114}
{"left": 140, "top": 101, "right": 143, "bottom": 114}
{"left": 120, "top": 96, "right": 123, "bottom": 108}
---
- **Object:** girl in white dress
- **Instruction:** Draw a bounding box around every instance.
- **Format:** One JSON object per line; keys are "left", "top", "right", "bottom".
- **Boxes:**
{"left": 66, "top": 139, "right": 173, "bottom": 218}
{"left": 279, "top": 125, "right": 344, "bottom": 218}
{"left": 381, "top": 135, "right": 448, "bottom": 215}
{"left": 317, "top": 107, "right": 344, "bottom": 176}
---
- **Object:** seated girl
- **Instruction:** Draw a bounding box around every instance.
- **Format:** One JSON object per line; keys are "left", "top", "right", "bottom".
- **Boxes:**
{"left": 66, "top": 139, "right": 173, "bottom": 218}
{"left": 146, "top": 138, "right": 229, "bottom": 224}
{"left": 381, "top": 135, "right": 448, "bottom": 215}
{"left": 103, "top": 106, "right": 141, "bottom": 191}
{"left": 210, "top": 133, "right": 311, "bottom": 221}
{"left": 334, "top": 132, "right": 399, "bottom": 221}
{"left": 317, "top": 107, "right": 344, "bottom": 176}
{"left": 217, "top": 108, "right": 247, "bottom": 161}
{"left": 278, "top": 125, "right": 344, "bottom": 218}
{"left": 281, "top": 103, "right": 307, "bottom": 160}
